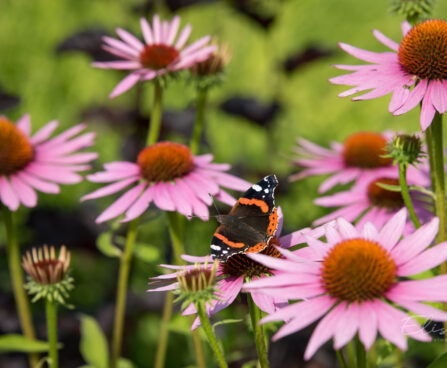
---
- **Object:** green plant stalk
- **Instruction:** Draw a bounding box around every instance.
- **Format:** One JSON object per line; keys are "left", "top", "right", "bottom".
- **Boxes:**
{"left": 111, "top": 218, "right": 139, "bottom": 368}
{"left": 1, "top": 207, "right": 39, "bottom": 367}
{"left": 247, "top": 294, "right": 269, "bottom": 368}
{"left": 336, "top": 350, "right": 348, "bottom": 368}
{"left": 46, "top": 300, "right": 58, "bottom": 368}
{"left": 426, "top": 113, "right": 446, "bottom": 244}
{"left": 190, "top": 86, "right": 208, "bottom": 155}
{"left": 346, "top": 341, "right": 355, "bottom": 368}
{"left": 398, "top": 163, "right": 421, "bottom": 228}
{"left": 147, "top": 79, "right": 164, "bottom": 146}
{"left": 395, "top": 348, "right": 403, "bottom": 368}
{"left": 154, "top": 291, "right": 174, "bottom": 368}
{"left": 367, "top": 342, "right": 376, "bottom": 368}
{"left": 154, "top": 212, "right": 205, "bottom": 368}
{"left": 196, "top": 300, "right": 228, "bottom": 368}
{"left": 355, "top": 336, "right": 366, "bottom": 368}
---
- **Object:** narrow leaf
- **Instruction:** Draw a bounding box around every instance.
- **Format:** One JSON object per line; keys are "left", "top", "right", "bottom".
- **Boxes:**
{"left": 79, "top": 314, "right": 109, "bottom": 368}
{"left": 0, "top": 334, "right": 50, "bottom": 353}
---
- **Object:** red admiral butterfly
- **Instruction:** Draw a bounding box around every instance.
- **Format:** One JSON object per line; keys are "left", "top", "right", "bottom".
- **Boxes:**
{"left": 210, "top": 175, "right": 279, "bottom": 262}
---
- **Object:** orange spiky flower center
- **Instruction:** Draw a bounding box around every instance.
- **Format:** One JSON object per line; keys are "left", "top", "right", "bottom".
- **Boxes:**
{"left": 321, "top": 238, "right": 396, "bottom": 302}
{"left": 137, "top": 141, "right": 194, "bottom": 182}
{"left": 0, "top": 118, "right": 34, "bottom": 176}
{"left": 223, "top": 237, "right": 282, "bottom": 277}
{"left": 367, "top": 177, "right": 404, "bottom": 209}
{"left": 398, "top": 19, "right": 447, "bottom": 80}
{"left": 342, "top": 132, "right": 392, "bottom": 168}
{"left": 140, "top": 44, "right": 180, "bottom": 70}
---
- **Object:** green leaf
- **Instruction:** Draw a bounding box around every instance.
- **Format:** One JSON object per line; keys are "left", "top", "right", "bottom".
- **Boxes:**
{"left": 96, "top": 231, "right": 122, "bottom": 258}
{"left": 79, "top": 314, "right": 109, "bottom": 368}
{"left": 375, "top": 182, "right": 401, "bottom": 192}
{"left": 212, "top": 319, "right": 244, "bottom": 329}
{"left": 428, "top": 352, "right": 447, "bottom": 368}
{"left": 115, "top": 236, "right": 160, "bottom": 264}
{"left": 117, "top": 358, "right": 136, "bottom": 368}
{"left": 0, "top": 334, "right": 50, "bottom": 353}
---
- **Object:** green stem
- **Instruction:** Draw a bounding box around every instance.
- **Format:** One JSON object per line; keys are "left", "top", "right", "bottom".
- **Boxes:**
{"left": 147, "top": 79, "right": 164, "bottom": 146}
{"left": 426, "top": 112, "right": 446, "bottom": 244}
{"left": 398, "top": 163, "right": 421, "bottom": 228}
{"left": 46, "top": 300, "right": 58, "bottom": 368}
{"left": 336, "top": 350, "right": 348, "bottom": 368}
{"left": 355, "top": 336, "right": 366, "bottom": 368}
{"left": 395, "top": 348, "right": 403, "bottom": 368}
{"left": 111, "top": 218, "right": 139, "bottom": 368}
{"left": 196, "top": 300, "right": 228, "bottom": 368}
{"left": 154, "top": 291, "right": 174, "bottom": 368}
{"left": 190, "top": 87, "right": 208, "bottom": 155}
{"left": 1, "top": 207, "right": 39, "bottom": 367}
{"left": 367, "top": 342, "right": 376, "bottom": 368}
{"left": 247, "top": 294, "right": 269, "bottom": 368}
{"left": 346, "top": 341, "right": 355, "bottom": 368}
{"left": 154, "top": 212, "right": 205, "bottom": 368}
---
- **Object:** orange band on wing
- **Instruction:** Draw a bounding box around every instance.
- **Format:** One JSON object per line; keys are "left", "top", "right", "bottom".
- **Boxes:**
{"left": 246, "top": 242, "right": 268, "bottom": 253}
{"left": 238, "top": 198, "right": 269, "bottom": 213}
{"left": 214, "top": 232, "right": 246, "bottom": 248}
{"left": 267, "top": 208, "right": 278, "bottom": 236}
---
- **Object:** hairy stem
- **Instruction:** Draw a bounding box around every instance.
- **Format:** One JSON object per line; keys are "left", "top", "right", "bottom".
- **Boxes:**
{"left": 398, "top": 163, "right": 421, "bottom": 228}
{"left": 247, "top": 294, "right": 269, "bottom": 368}
{"left": 46, "top": 300, "right": 58, "bottom": 368}
{"left": 147, "top": 79, "right": 164, "bottom": 146}
{"left": 190, "top": 87, "right": 208, "bottom": 155}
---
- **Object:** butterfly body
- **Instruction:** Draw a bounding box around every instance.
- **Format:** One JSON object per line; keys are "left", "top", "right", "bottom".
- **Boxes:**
{"left": 210, "top": 175, "right": 279, "bottom": 261}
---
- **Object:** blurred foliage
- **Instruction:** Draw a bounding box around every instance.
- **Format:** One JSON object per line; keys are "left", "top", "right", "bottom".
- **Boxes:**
{"left": 2, "top": 0, "right": 447, "bottom": 367}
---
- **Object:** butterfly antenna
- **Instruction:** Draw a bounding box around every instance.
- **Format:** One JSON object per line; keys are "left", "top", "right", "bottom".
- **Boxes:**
{"left": 209, "top": 193, "right": 221, "bottom": 216}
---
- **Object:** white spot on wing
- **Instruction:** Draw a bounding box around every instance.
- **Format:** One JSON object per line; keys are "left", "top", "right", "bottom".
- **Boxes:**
{"left": 252, "top": 184, "right": 262, "bottom": 192}
{"left": 211, "top": 244, "right": 221, "bottom": 251}
{"left": 264, "top": 188, "right": 269, "bottom": 193}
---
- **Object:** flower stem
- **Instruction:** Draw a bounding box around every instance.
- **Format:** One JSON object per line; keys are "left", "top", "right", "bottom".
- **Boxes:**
{"left": 1, "top": 206, "right": 39, "bottom": 367}
{"left": 46, "top": 300, "right": 58, "bottom": 368}
{"left": 355, "top": 336, "right": 366, "bottom": 368}
{"left": 147, "top": 78, "right": 164, "bottom": 146}
{"left": 398, "top": 162, "right": 421, "bottom": 228}
{"left": 111, "top": 218, "right": 139, "bottom": 368}
{"left": 426, "top": 112, "right": 446, "bottom": 243}
{"left": 196, "top": 300, "right": 228, "bottom": 368}
{"left": 154, "top": 291, "right": 174, "bottom": 368}
{"left": 336, "top": 350, "right": 348, "bottom": 368}
{"left": 190, "top": 86, "right": 208, "bottom": 155}
{"left": 247, "top": 294, "right": 269, "bottom": 368}
{"left": 154, "top": 212, "right": 205, "bottom": 368}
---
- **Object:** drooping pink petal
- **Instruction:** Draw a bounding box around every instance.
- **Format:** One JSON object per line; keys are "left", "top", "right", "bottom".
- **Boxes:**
{"left": 92, "top": 61, "right": 142, "bottom": 70}
{"left": 339, "top": 43, "right": 396, "bottom": 63}
{"left": 304, "top": 302, "right": 346, "bottom": 360}
{"left": 358, "top": 301, "right": 378, "bottom": 350}
{"left": 420, "top": 84, "right": 436, "bottom": 131}
{"left": 86, "top": 168, "right": 140, "bottom": 183}
{"left": 110, "top": 72, "right": 141, "bottom": 99}
{"left": 82, "top": 177, "right": 139, "bottom": 201}
{"left": 372, "top": 300, "right": 407, "bottom": 350}
{"left": 319, "top": 169, "right": 359, "bottom": 193}
{"left": 24, "top": 163, "right": 82, "bottom": 184}
{"left": 116, "top": 28, "right": 144, "bottom": 50}
{"left": 385, "top": 276, "right": 447, "bottom": 302}
{"left": 0, "top": 177, "right": 20, "bottom": 211}
{"left": 247, "top": 253, "right": 316, "bottom": 274}
{"left": 372, "top": 29, "right": 399, "bottom": 51}
{"left": 165, "top": 181, "right": 192, "bottom": 217}
{"left": 244, "top": 272, "right": 320, "bottom": 290}
{"left": 389, "top": 86, "right": 410, "bottom": 112}
{"left": 213, "top": 189, "right": 236, "bottom": 207}
{"left": 333, "top": 302, "right": 359, "bottom": 349}
{"left": 391, "top": 299, "right": 447, "bottom": 322}
{"left": 17, "top": 172, "right": 60, "bottom": 194}
{"left": 181, "top": 255, "right": 211, "bottom": 263}
{"left": 393, "top": 79, "right": 428, "bottom": 116}
{"left": 152, "top": 183, "right": 176, "bottom": 211}
{"left": 270, "top": 296, "right": 335, "bottom": 341}
{"left": 122, "top": 185, "right": 154, "bottom": 222}
{"left": 429, "top": 80, "right": 447, "bottom": 114}
{"left": 174, "top": 178, "right": 209, "bottom": 220}
{"left": 103, "top": 36, "right": 139, "bottom": 58}
{"left": 10, "top": 175, "right": 37, "bottom": 207}
{"left": 96, "top": 182, "right": 146, "bottom": 223}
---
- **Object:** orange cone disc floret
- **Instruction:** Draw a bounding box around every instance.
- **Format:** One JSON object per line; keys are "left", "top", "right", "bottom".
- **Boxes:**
{"left": 321, "top": 238, "right": 396, "bottom": 302}
{"left": 140, "top": 44, "right": 180, "bottom": 70}
{"left": 367, "top": 178, "right": 404, "bottom": 209}
{"left": 223, "top": 237, "right": 282, "bottom": 277}
{"left": 398, "top": 19, "right": 447, "bottom": 80}
{"left": 342, "top": 132, "right": 392, "bottom": 168}
{"left": 137, "top": 141, "right": 194, "bottom": 182}
{"left": 0, "top": 118, "right": 34, "bottom": 176}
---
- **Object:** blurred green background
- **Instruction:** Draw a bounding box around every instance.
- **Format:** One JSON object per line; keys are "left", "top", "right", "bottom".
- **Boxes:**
{"left": 1, "top": 0, "right": 447, "bottom": 367}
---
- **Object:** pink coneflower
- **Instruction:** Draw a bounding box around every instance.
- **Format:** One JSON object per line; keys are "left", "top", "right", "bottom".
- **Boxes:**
{"left": 82, "top": 141, "right": 250, "bottom": 223}
{"left": 244, "top": 209, "right": 447, "bottom": 358}
{"left": 0, "top": 114, "right": 97, "bottom": 211}
{"left": 94, "top": 14, "right": 217, "bottom": 98}
{"left": 313, "top": 170, "right": 431, "bottom": 232}
{"left": 290, "top": 132, "right": 399, "bottom": 193}
{"left": 148, "top": 211, "right": 325, "bottom": 328}
{"left": 330, "top": 20, "right": 447, "bottom": 131}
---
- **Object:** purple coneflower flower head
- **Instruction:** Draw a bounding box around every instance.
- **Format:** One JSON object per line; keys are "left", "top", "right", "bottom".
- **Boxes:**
{"left": 0, "top": 114, "right": 97, "bottom": 211}
{"left": 330, "top": 20, "right": 447, "bottom": 131}
{"left": 94, "top": 14, "right": 217, "bottom": 98}
{"left": 244, "top": 209, "right": 447, "bottom": 358}
{"left": 82, "top": 141, "right": 250, "bottom": 223}
{"left": 314, "top": 170, "right": 431, "bottom": 232}
{"left": 148, "top": 211, "right": 326, "bottom": 329}
{"left": 290, "top": 132, "right": 399, "bottom": 193}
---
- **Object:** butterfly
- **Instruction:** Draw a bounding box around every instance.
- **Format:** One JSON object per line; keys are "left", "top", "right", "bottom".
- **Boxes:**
{"left": 210, "top": 175, "right": 279, "bottom": 262}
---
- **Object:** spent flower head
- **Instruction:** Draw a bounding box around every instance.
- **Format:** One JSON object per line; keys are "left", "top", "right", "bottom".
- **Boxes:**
{"left": 390, "top": 0, "right": 435, "bottom": 24}
{"left": 22, "top": 245, "right": 74, "bottom": 307}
